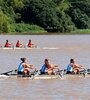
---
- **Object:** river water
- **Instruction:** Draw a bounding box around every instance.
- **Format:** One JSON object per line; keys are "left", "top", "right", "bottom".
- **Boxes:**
{"left": 0, "top": 35, "right": 90, "bottom": 100}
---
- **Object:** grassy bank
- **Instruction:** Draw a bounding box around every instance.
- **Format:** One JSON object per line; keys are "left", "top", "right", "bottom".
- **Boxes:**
{"left": 1, "top": 28, "right": 90, "bottom": 35}
{"left": 0, "top": 23, "right": 47, "bottom": 35}
{"left": 71, "top": 29, "right": 90, "bottom": 34}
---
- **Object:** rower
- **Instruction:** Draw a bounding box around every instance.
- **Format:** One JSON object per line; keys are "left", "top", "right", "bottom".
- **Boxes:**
{"left": 27, "top": 40, "right": 34, "bottom": 48}
{"left": 40, "top": 59, "right": 48, "bottom": 74}
{"left": 66, "top": 59, "right": 85, "bottom": 74}
{"left": 40, "top": 59, "right": 58, "bottom": 75}
{"left": 16, "top": 40, "right": 23, "bottom": 48}
{"left": 4, "top": 40, "right": 12, "bottom": 47}
{"left": 18, "top": 58, "right": 34, "bottom": 75}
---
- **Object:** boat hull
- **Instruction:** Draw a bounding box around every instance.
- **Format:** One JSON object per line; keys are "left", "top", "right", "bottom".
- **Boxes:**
{"left": 0, "top": 74, "right": 90, "bottom": 79}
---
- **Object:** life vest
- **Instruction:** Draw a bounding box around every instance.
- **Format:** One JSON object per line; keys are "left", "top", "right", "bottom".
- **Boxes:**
{"left": 18, "top": 62, "right": 24, "bottom": 72}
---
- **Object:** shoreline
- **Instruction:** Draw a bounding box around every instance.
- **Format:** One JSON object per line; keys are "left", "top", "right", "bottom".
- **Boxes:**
{"left": 0, "top": 29, "right": 90, "bottom": 35}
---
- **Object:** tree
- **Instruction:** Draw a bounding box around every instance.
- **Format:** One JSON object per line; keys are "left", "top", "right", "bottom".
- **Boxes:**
{"left": 0, "top": 10, "right": 10, "bottom": 33}
{"left": 68, "top": 9, "right": 90, "bottom": 29}
{"left": 22, "top": 0, "right": 61, "bottom": 32}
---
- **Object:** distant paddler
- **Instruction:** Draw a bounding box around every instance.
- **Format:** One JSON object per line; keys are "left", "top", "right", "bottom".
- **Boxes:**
{"left": 16, "top": 40, "right": 23, "bottom": 48}
{"left": 4, "top": 40, "right": 13, "bottom": 48}
{"left": 66, "top": 59, "right": 85, "bottom": 74}
{"left": 18, "top": 57, "right": 35, "bottom": 75}
{"left": 40, "top": 59, "right": 59, "bottom": 75}
{"left": 27, "top": 40, "right": 37, "bottom": 48}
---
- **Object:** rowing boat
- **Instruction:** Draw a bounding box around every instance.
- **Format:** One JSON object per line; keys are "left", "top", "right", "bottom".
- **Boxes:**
{"left": 0, "top": 47, "right": 59, "bottom": 50}
{"left": 0, "top": 73, "right": 90, "bottom": 79}
{"left": 0, "top": 74, "right": 90, "bottom": 80}
{"left": 0, "top": 47, "right": 40, "bottom": 50}
{"left": 30, "top": 74, "right": 90, "bottom": 79}
{"left": 0, "top": 74, "right": 61, "bottom": 79}
{"left": 0, "top": 69, "right": 90, "bottom": 79}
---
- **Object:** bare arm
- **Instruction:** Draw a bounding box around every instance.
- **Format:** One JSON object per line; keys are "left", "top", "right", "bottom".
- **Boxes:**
{"left": 50, "top": 64, "right": 58, "bottom": 69}
{"left": 23, "top": 63, "right": 34, "bottom": 69}
{"left": 73, "top": 64, "right": 85, "bottom": 69}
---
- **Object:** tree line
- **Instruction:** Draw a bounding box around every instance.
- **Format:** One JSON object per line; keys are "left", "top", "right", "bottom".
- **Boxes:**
{"left": 0, "top": 0, "right": 90, "bottom": 33}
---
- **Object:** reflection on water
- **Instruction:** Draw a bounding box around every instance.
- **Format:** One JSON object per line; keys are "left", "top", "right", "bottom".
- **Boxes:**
{"left": 0, "top": 35, "right": 90, "bottom": 100}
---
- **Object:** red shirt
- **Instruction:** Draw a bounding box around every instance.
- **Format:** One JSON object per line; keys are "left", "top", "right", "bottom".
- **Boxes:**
{"left": 5, "top": 42, "right": 11, "bottom": 47}
{"left": 28, "top": 42, "right": 33, "bottom": 47}
{"left": 16, "top": 41, "right": 22, "bottom": 47}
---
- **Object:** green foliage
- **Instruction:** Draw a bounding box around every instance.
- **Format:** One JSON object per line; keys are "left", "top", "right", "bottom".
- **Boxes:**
{"left": 54, "top": 0, "right": 71, "bottom": 13}
{"left": 0, "top": 10, "right": 10, "bottom": 33}
{"left": 0, "top": 0, "right": 90, "bottom": 33}
{"left": 9, "top": 23, "right": 45, "bottom": 33}
{"left": 72, "top": 29, "right": 90, "bottom": 34}
{"left": 22, "top": 0, "right": 60, "bottom": 32}
{"left": 68, "top": 9, "right": 90, "bottom": 29}
{"left": 57, "top": 12, "right": 76, "bottom": 32}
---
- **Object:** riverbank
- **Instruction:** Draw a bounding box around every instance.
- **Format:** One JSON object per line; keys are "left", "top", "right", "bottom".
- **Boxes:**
{"left": 71, "top": 29, "right": 90, "bottom": 34}
{"left": 0, "top": 29, "right": 90, "bottom": 35}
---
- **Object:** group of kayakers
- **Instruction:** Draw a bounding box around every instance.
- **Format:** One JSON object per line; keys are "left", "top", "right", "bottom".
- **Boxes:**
{"left": 17, "top": 58, "right": 85, "bottom": 75}
{"left": 0, "top": 40, "right": 34, "bottom": 48}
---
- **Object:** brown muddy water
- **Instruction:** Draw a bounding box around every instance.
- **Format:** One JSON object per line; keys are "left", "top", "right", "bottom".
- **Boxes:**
{"left": 0, "top": 35, "right": 90, "bottom": 100}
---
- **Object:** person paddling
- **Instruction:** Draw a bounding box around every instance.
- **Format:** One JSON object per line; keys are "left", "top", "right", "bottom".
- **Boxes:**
{"left": 16, "top": 40, "right": 23, "bottom": 48}
{"left": 4, "top": 40, "right": 12, "bottom": 47}
{"left": 18, "top": 58, "right": 34, "bottom": 75}
{"left": 40, "top": 59, "right": 58, "bottom": 75}
{"left": 66, "top": 59, "right": 85, "bottom": 74}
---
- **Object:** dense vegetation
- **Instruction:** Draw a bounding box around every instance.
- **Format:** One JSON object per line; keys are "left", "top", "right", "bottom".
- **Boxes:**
{"left": 0, "top": 0, "right": 90, "bottom": 34}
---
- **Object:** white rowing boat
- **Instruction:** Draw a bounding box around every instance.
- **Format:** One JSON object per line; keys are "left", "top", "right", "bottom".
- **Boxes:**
{"left": 0, "top": 73, "right": 90, "bottom": 80}
{"left": 0, "top": 47, "right": 40, "bottom": 50}
{"left": 0, "top": 47, "right": 59, "bottom": 50}
{"left": 0, "top": 69, "right": 90, "bottom": 79}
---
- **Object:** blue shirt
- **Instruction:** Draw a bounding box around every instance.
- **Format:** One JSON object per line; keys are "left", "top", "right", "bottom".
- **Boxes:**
{"left": 67, "top": 64, "right": 73, "bottom": 72}
{"left": 18, "top": 62, "right": 24, "bottom": 72}
{"left": 40, "top": 64, "right": 47, "bottom": 73}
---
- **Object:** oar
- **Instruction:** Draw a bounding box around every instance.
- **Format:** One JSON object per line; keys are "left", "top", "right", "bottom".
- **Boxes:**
{"left": 57, "top": 69, "right": 63, "bottom": 78}
{"left": 0, "top": 69, "right": 17, "bottom": 75}
{"left": 31, "top": 70, "right": 40, "bottom": 80}
{"left": 82, "top": 69, "right": 90, "bottom": 77}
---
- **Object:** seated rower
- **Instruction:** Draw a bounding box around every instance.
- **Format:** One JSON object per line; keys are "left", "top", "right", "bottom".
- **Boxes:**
{"left": 16, "top": 40, "right": 23, "bottom": 48}
{"left": 66, "top": 59, "right": 85, "bottom": 74}
{"left": 40, "top": 59, "right": 58, "bottom": 75}
{"left": 18, "top": 57, "right": 34, "bottom": 75}
{"left": 27, "top": 40, "right": 34, "bottom": 48}
{"left": 4, "top": 40, "right": 12, "bottom": 47}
